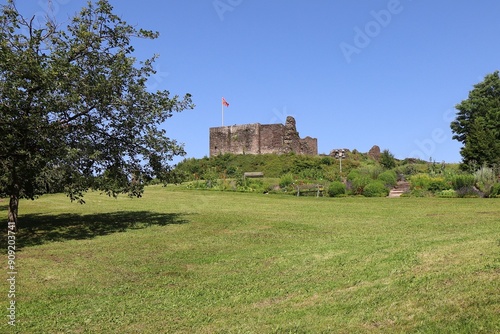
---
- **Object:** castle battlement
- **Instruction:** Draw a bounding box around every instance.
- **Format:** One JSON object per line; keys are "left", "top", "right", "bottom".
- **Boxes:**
{"left": 209, "top": 116, "right": 317, "bottom": 157}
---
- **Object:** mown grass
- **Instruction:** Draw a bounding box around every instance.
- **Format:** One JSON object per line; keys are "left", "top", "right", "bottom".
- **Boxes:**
{"left": 1, "top": 187, "right": 499, "bottom": 333}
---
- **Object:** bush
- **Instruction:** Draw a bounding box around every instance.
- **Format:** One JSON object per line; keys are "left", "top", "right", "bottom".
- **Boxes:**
{"left": 451, "top": 174, "right": 475, "bottom": 190}
{"left": 456, "top": 186, "right": 482, "bottom": 198}
{"left": 490, "top": 183, "right": 500, "bottom": 198}
{"left": 350, "top": 175, "right": 371, "bottom": 195}
{"left": 322, "top": 166, "right": 341, "bottom": 182}
{"left": 410, "top": 174, "right": 432, "bottom": 190}
{"left": 359, "top": 165, "right": 384, "bottom": 179}
{"left": 474, "top": 166, "right": 497, "bottom": 196}
{"left": 436, "top": 189, "right": 457, "bottom": 198}
{"left": 377, "top": 170, "right": 397, "bottom": 188}
{"left": 363, "top": 181, "right": 389, "bottom": 197}
{"left": 380, "top": 149, "right": 396, "bottom": 169}
{"left": 347, "top": 169, "right": 361, "bottom": 181}
{"left": 242, "top": 178, "right": 264, "bottom": 192}
{"left": 298, "top": 168, "right": 324, "bottom": 180}
{"left": 427, "top": 177, "right": 450, "bottom": 192}
{"left": 395, "top": 163, "right": 422, "bottom": 178}
{"left": 410, "top": 174, "right": 449, "bottom": 192}
{"left": 279, "top": 173, "right": 295, "bottom": 188}
{"left": 328, "top": 181, "right": 346, "bottom": 197}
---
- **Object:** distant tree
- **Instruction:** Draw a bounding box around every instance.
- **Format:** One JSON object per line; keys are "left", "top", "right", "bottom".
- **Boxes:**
{"left": 451, "top": 71, "right": 500, "bottom": 169}
{"left": 380, "top": 149, "right": 396, "bottom": 169}
{"left": 0, "top": 0, "right": 194, "bottom": 230}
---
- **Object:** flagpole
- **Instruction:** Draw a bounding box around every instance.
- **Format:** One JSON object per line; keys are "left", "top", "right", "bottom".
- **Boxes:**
{"left": 221, "top": 97, "right": 229, "bottom": 126}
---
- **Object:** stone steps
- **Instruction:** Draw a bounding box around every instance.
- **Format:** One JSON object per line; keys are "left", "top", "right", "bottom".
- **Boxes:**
{"left": 388, "top": 181, "right": 410, "bottom": 198}
{"left": 388, "top": 190, "right": 406, "bottom": 198}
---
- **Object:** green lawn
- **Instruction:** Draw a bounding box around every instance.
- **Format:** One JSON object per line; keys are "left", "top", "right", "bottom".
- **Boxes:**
{"left": 1, "top": 187, "right": 499, "bottom": 333}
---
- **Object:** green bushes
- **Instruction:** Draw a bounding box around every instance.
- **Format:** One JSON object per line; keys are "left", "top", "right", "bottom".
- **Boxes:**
{"left": 350, "top": 175, "right": 371, "bottom": 195}
{"left": 279, "top": 173, "right": 294, "bottom": 188}
{"left": 427, "top": 177, "right": 449, "bottom": 192}
{"left": 380, "top": 149, "right": 396, "bottom": 169}
{"left": 363, "top": 181, "right": 389, "bottom": 197}
{"left": 358, "top": 165, "right": 384, "bottom": 179}
{"left": 347, "top": 166, "right": 394, "bottom": 196}
{"left": 378, "top": 170, "right": 397, "bottom": 188}
{"left": 407, "top": 169, "right": 500, "bottom": 198}
{"left": 409, "top": 174, "right": 451, "bottom": 197}
{"left": 436, "top": 189, "right": 457, "bottom": 198}
{"left": 490, "top": 183, "right": 500, "bottom": 198}
{"left": 410, "top": 174, "right": 450, "bottom": 192}
{"left": 328, "top": 181, "right": 346, "bottom": 197}
{"left": 241, "top": 178, "right": 265, "bottom": 192}
{"left": 174, "top": 152, "right": 500, "bottom": 199}
{"left": 451, "top": 174, "right": 475, "bottom": 190}
{"left": 456, "top": 186, "right": 481, "bottom": 198}
{"left": 474, "top": 166, "right": 497, "bottom": 196}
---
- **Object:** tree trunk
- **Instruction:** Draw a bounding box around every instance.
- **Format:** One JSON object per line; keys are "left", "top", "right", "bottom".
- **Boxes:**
{"left": 8, "top": 194, "right": 18, "bottom": 232}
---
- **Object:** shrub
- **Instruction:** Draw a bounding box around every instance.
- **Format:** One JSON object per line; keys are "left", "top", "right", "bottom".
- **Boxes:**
{"left": 377, "top": 170, "right": 397, "bottom": 188}
{"left": 359, "top": 165, "right": 384, "bottom": 179}
{"left": 320, "top": 156, "right": 334, "bottom": 165}
{"left": 380, "top": 149, "right": 396, "bottom": 169}
{"left": 410, "top": 174, "right": 449, "bottom": 192}
{"left": 456, "top": 186, "right": 482, "bottom": 198}
{"left": 298, "top": 168, "right": 324, "bottom": 180}
{"left": 202, "top": 168, "right": 219, "bottom": 189}
{"left": 436, "top": 189, "right": 457, "bottom": 198}
{"left": 363, "top": 181, "right": 389, "bottom": 197}
{"left": 328, "top": 181, "right": 346, "bottom": 197}
{"left": 279, "top": 173, "right": 294, "bottom": 188}
{"left": 350, "top": 175, "right": 371, "bottom": 195}
{"left": 474, "top": 166, "right": 497, "bottom": 196}
{"left": 322, "top": 166, "right": 341, "bottom": 182}
{"left": 451, "top": 174, "right": 475, "bottom": 190}
{"left": 490, "top": 183, "right": 500, "bottom": 198}
{"left": 395, "top": 163, "right": 420, "bottom": 178}
{"left": 245, "top": 178, "right": 264, "bottom": 192}
{"left": 410, "top": 174, "right": 432, "bottom": 190}
{"left": 347, "top": 169, "right": 361, "bottom": 181}
{"left": 427, "top": 177, "right": 450, "bottom": 192}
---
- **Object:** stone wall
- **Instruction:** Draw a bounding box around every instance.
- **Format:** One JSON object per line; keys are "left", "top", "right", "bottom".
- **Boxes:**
{"left": 209, "top": 116, "right": 317, "bottom": 156}
{"left": 300, "top": 136, "right": 319, "bottom": 156}
{"left": 259, "top": 124, "right": 285, "bottom": 154}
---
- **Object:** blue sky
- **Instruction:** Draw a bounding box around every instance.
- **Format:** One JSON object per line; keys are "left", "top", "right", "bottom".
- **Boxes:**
{"left": 11, "top": 0, "right": 500, "bottom": 163}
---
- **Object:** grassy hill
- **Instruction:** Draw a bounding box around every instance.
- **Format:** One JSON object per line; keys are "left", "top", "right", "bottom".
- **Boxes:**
{"left": 2, "top": 187, "right": 499, "bottom": 333}
{"left": 174, "top": 152, "right": 377, "bottom": 180}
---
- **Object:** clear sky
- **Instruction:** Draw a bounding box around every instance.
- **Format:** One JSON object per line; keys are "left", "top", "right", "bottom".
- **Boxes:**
{"left": 10, "top": 0, "right": 500, "bottom": 164}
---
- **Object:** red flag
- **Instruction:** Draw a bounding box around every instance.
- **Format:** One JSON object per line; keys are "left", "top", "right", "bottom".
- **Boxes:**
{"left": 222, "top": 97, "right": 229, "bottom": 107}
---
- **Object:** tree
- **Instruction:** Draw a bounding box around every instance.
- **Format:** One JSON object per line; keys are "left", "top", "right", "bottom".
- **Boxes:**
{"left": 0, "top": 0, "right": 194, "bottom": 230}
{"left": 451, "top": 71, "right": 500, "bottom": 169}
{"left": 379, "top": 149, "right": 396, "bottom": 169}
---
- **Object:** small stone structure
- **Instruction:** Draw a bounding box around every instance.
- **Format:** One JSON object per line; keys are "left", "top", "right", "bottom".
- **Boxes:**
{"left": 368, "top": 145, "right": 381, "bottom": 161}
{"left": 209, "top": 116, "right": 317, "bottom": 156}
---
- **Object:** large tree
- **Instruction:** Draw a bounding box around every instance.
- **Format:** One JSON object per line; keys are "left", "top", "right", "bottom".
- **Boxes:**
{"left": 0, "top": 0, "right": 194, "bottom": 229}
{"left": 451, "top": 71, "right": 500, "bottom": 169}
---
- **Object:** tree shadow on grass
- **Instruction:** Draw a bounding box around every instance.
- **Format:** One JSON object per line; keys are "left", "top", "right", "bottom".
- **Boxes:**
{"left": 3, "top": 211, "right": 189, "bottom": 250}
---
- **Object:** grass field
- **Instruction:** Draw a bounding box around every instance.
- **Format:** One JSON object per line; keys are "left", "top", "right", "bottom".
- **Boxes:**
{"left": 1, "top": 187, "right": 499, "bottom": 333}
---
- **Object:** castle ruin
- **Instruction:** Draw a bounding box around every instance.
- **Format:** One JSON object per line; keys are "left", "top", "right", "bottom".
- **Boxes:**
{"left": 209, "top": 116, "right": 317, "bottom": 157}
